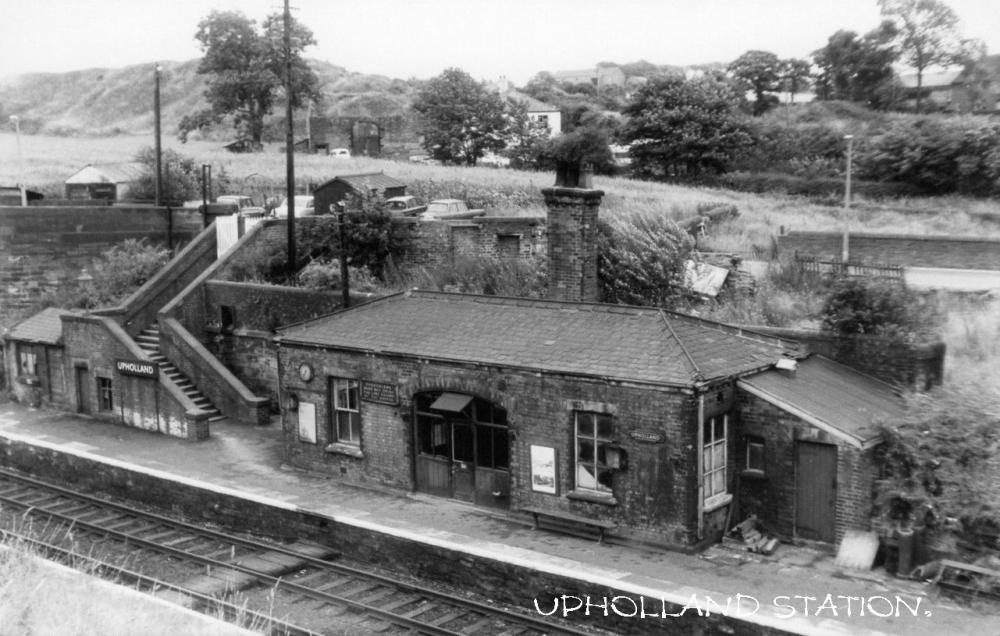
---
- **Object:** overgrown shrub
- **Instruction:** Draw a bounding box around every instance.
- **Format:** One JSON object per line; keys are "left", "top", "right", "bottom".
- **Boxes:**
{"left": 875, "top": 383, "right": 1000, "bottom": 548}
{"left": 597, "top": 212, "right": 696, "bottom": 307}
{"left": 297, "top": 260, "right": 381, "bottom": 293}
{"left": 387, "top": 257, "right": 547, "bottom": 298}
{"left": 712, "top": 172, "right": 926, "bottom": 199}
{"left": 820, "top": 278, "right": 940, "bottom": 340}
{"left": 855, "top": 118, "right": 1000, "bottom": 197}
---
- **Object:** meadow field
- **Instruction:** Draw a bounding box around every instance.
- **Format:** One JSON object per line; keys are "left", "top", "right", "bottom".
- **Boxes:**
{"left": 3, "top": 131, "right": 1000, "bottom": 257}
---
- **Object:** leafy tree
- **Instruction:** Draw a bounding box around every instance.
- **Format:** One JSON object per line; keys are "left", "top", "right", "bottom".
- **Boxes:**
{"left": 412, "top": 68, "right": 512, "bottom": 166}
{"left": 66, "top": 240, "right": 171, "bottom": 309}
{"left": 521, "top": 72, "right": 560, "bottom": 104}
{"left": 179, "top": 10, "right": 320, "bottom": 145}
{"left": 502, "top": 102, "right": 552, "bottom": 170}
{"left": 779, "top": 58, "right": 813, "bottom": 103}
{"left": 728, "top": 50, "right": 783, "bottom": 115}
{"left": 619, "top": 76, "right": 753, "bottom": 180}
{"left": 813, "top": 24, "right": 900, "bottom": 108}
{"left": 130, "top": 147, "right": 202, "bottom": 202}
{"left": 878, "top": 0, "right": 974, "bottom": 112}
{"left": 539, "top": 125, "right": 616, "bottom": 175}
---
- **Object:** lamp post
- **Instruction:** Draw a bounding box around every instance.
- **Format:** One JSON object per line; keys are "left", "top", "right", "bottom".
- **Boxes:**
{"left": 9, "top": 115, "right": 26, "bottom": 206}
{"left": 842, "top": 134, "right": 854, "bottom": 264}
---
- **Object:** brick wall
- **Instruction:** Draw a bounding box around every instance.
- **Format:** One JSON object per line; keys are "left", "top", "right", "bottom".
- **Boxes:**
{"left": 0, "top": 205, "right": 203, "bottom": 311}
{"left": 394, "top": 216, "right": 547, "bottom": 268}
{"left": 777, "top": 230, "right": 1000, "bottom": 270}
{"left": 736, "top": 391, "right": 876, "bottom": 543}
{"left": 278, "top": 343, "right": 702, "bottom": 547}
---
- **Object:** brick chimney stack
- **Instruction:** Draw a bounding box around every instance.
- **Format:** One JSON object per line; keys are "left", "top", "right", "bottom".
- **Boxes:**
{"left": 542, "top": 162, "right": 604, "bottom": 303}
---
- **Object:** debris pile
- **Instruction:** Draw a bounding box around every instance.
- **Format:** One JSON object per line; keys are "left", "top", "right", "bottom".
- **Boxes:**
{"left": 730, "top": 515, "right": 779, "bottom": 555}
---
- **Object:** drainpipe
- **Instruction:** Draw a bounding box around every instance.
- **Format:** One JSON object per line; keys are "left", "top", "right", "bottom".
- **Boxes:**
{"left": 696, "top": 391, "right": 705, "bottom": 541}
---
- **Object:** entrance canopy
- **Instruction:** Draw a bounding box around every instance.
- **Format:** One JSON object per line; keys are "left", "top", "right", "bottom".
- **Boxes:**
{"left": 430, "top": 392, "right": 473, "bottom": 413}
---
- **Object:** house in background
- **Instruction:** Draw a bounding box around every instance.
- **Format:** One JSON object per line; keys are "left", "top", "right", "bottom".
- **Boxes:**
{"left": 64, "top": 162, "right": 145, "bottom": 201}
{"left": 493, "top": 78, "right": 562, "bottom": 138}
{"left": 899, "top": 56, "right": 1000, "bottom": 113}
{"left": 552, "top": 66, "right": 626, "bottom": 89}
{"left": 951, "top": 54, "right": 1000, "bottom": 113}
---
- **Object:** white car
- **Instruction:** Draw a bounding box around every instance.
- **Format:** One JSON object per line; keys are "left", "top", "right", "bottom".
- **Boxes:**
{"left": 329, "top": 148, "right": 351, "bottom": 158}
{"left": 273, "top": 195, "right": 315, "bottom": 218}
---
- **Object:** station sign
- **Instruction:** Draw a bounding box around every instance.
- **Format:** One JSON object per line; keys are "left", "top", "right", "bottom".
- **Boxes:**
{"left": 115, "top": 358, "right": 159, "bottom": 379}
{"left": 628, "top": 429, "right": 666, "bottom": 444}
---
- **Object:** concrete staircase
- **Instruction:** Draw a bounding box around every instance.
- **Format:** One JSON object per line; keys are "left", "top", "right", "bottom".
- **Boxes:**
{"left": 135, "top": 324, "right": 225, "bottom": 422}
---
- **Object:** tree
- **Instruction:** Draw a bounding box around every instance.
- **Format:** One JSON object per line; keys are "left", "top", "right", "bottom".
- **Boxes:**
{"left": 619, "top": 76, "right": 753, "bottom": 180}
{"left": 779, "top": 58, "right": 813, "bottom": 103}
{"left": 412, "top": 68, "right": 511, "bottom": 166}
{"left": 812, "top": 24, "right": 899, "bottom": 108}
{"left": 878, "top": 0, "right": 973, "bottom": 112}
{"left": 130, "top": 147, "right": 204, "bottom": 202}
{"left": 538, "top": 125, "right": 616, "bottom": 175}
{"left": 820, "top": 278, "right": 940, "bottom": 340}
{"left": 179, "top": 10, "right": 320, "bottom": 145}
{"left": 728, "top": 50, "right": 783, "bottom": 115}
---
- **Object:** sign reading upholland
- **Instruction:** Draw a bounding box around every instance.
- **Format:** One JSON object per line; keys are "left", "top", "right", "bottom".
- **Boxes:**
{"left": 115, "top": 358, "right": 159, "bottom": 379}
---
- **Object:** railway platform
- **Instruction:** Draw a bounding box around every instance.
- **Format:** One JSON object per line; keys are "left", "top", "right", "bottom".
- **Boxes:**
{"left": 0, "top": 400, "right": 995, "bottom": 636}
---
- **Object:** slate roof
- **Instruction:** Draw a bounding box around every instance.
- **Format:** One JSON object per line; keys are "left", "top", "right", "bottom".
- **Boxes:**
{"left": 65, "top": 162, "right": 145, "bottom": 184}
{"left": 278, "top": 291, "right": 791, "bottom": 387}
{"left": 5, "top": 308, "right": 72, "bottom": 345}
{"left": 738, "top": 356, "right": 905, "bottom": 449}
{"left": 316, "top": 172, "right": 405, "bottom": 193}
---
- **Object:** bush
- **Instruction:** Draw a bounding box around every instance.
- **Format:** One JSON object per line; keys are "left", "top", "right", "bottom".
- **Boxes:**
{"left": 820, "top": 278, "right": 940, "bottom": 340}
{"left": 597, "top": 212, "right": 696, "bottom": 307}
{"left": 389, "top": 257, "right": 547, "bottom": 298}
{"left": 711, "top": 172, "right": 926, "bottom": 199}
{"left": 875, "top": 383, "right": 1000, "bottom": 547}
{"left": 855, "top": 118, "right": 1000, "bottom": 197}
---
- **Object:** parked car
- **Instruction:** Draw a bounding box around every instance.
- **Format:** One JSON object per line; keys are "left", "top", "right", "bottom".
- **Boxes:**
{"left": 420, "top": 199, "right": 485, "bottom": 220}
{"left": 216, "top": 195, "right": 266, "bottom": 216}
{"left": 384, "top": 195, "right": 427, "bottom": 217}
{"left": 329, "top": 148, "right": 351, "bottom": 158}
{"left": 272, "top": 195, "right": 315, "bottom": 218}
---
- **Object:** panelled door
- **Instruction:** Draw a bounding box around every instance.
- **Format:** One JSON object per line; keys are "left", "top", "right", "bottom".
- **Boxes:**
{"left": 795, "top": 441, "right": 837, "bottom": 543}
{"left": 75, "top": 366, "right": 91, "bottom": 414}
{"left": 413, "top": 392, "right": 509, "bottom": 509}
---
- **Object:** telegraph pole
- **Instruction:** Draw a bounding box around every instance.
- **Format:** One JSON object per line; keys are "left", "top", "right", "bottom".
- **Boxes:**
{"left": 154, "top": 64, "right": 163, "bottom": 207}
{"left": 284, "top": 0, "right": 296, "bottom": 277}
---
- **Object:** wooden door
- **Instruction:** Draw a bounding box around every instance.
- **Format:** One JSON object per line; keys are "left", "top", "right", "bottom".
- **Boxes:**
{"left": 450, "top": 420, "right": 475, "bottom": 502}
{"left": 795, "top": 442, "right": 837, "bottom": 542}
{"left": 75, "top": 366, "right": 91, "bottom": 414}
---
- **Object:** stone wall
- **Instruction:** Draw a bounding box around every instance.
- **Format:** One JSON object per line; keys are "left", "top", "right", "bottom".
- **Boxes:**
{"left": 777, "top": 230, "right": 1000, "bottom": 270}
{"left": 278, "top": 342, "right": 702, "bottom": 548}
{"left": 0, "top": 205, "right": 203, "bottom": 311}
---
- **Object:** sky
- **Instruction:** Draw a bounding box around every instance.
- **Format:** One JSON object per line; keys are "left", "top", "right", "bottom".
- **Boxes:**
{"left": 2, "top": 0, "right": 999, "bottom": 84}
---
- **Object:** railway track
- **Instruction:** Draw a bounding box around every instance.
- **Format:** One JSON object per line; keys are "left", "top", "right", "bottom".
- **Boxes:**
{"left": 0, "top": 467, "right": 603, "bottom": 636}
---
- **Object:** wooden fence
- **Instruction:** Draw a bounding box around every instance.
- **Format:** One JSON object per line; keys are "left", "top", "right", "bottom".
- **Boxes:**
{"left": 794, "top": 254, "right": 905, "bottom": 283}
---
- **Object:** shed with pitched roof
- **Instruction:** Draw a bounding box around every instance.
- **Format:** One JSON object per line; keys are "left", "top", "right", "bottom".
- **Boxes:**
{"left": 3, "top": 307, "right": 75, "bottom": 407}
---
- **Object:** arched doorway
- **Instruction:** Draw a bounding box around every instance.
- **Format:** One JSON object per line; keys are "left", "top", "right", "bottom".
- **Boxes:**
{"left": 413, "top": 391, "right": 509, "bottom": 509}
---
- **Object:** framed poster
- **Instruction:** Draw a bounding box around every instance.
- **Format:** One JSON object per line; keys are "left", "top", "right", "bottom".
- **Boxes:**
{"left": 530, "top": 445, "right": 557, "bottom": 495}
{"left": 297, "top": 401, "right": 317, "bottom": 443}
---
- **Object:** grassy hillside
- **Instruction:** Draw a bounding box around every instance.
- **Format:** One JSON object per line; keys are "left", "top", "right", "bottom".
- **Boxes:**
{"left": 0, "top": 59, "right": 415, "bottom": 138}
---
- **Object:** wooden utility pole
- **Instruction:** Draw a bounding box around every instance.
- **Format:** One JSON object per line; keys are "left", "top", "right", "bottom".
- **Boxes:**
{"left": 284, "top": 0, "right": 296, "bottom": 277}
{"left": 154, "top": 64, "right": 163, "bottom": 207}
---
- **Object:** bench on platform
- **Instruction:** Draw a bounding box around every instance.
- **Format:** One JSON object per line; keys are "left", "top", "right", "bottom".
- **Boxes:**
{"left": 521, "top": 506, "right": 617, "bottom": 544}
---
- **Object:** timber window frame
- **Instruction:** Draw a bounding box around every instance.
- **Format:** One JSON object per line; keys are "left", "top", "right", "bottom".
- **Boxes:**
{"left": 330, "top": 378, "right": 361, "bottom": 447}
{"left": 703, "top": 414, "right": 729, "bottom": 509}
{"left": 573, "top": 411, "right": 615, "bottom": 494}
{"left": 96, "top": 376, "right": 114, "bottom": 412}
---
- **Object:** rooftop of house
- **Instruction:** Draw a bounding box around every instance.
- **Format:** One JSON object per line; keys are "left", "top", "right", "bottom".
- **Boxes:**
{"left": 737, "top": 355, "right": 905, "bottom": 449}
{"left": 278, "top": 291, "right": 793, "bottom": 387}
{"left": 5, "top": 308, "right": 74, "bottom": 345}
{"left": 64, "top": 162, "right": 145, "bottom": 185}
{"left": 315, "top": 172, "right": 405, "bottom": 193}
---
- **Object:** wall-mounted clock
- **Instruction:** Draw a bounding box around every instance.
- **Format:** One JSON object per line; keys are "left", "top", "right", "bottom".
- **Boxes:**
{"left": 298, "top": 363, "right": 314, "bottom": 382}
